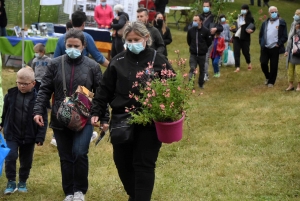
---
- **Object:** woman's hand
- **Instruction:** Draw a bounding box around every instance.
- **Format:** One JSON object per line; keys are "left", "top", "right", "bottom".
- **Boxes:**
{"left": 210, "top": 27, "right": 217, "bottom": 35}
{"left": 284, "top": 52, "right": 288, "bottom": 57}
{"left": 246, "top": 29, "right": 253, "bottom": 34}
{"left": 34, "top": 115, "right": 44, "bottom": 127}
{"left": 91, "top": 116, "right": 99, "bottom": 127}
{"left": 100, "top": 123, "right": 109, "bottom": 132}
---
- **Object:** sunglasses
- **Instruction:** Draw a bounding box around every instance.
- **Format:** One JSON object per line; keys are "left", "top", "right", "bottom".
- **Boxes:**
{"left": 270, "top": 11, "right": 277, "bottom": 13}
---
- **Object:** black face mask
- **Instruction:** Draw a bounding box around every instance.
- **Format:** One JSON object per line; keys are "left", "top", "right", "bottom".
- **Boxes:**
{"left": 156, "top": 19, "right": 163, "bottom": 27}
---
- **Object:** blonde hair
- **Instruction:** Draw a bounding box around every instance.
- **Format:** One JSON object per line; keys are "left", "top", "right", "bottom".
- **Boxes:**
{"left": 123, "top": 21, "right": 152, "bottom": 46}
{"left": 17, "top": 67, "right": 35, "bottom": 81}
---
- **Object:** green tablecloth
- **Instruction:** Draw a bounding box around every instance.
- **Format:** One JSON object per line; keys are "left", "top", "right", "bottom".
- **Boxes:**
{"left": 0, "top": 37, "right": 58, "bottom": 63}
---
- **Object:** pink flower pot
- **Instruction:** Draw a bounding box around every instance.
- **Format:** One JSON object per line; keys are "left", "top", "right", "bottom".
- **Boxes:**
{"left": 154, "top": 116, "right": 184, "bottom": 144}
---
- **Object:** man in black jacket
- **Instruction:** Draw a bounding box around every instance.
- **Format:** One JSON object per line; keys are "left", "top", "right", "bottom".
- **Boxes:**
{"left": 259, "top": 6, "right": 287, "bottom": 87}
{"left": 200, "top": 0, "right": 223, "bottom": 81}
{"left": 187, "top": 15, "right": 211, "bottom": 89}
{"left": 137, "top": 8, "right": 165, "bottom": 55}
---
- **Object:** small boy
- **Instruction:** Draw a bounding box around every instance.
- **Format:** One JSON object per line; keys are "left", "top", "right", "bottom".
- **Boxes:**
{"left": 32, "top": 43, "right": 51, "bottom": 93}
{"left": 0, "top": 67, "right": 48, "bottom": 194}
{"left": 210, "top": 31, "right": 225, "bottom": 77}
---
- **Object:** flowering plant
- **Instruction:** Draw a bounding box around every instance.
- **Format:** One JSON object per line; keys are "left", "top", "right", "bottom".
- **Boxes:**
{"left": 226, "top": 10, "right": 239, "bottom": 27}
{"left": 126, "top": 50, "right": 195, "bottom": 126}
{"left": 255, "top": 9, "right": 267, "bottom": 29}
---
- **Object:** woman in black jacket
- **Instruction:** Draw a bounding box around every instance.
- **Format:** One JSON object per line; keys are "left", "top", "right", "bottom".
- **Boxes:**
{"left": 111, "top": 4, "right": 129, "bottom": 58}
{"left": 91, "top": 21, "right": 172, "bottom": 201}
{"left": 231, "top": 4, "right": 255, "bottom": 72}
{"left": 33, "top": 29, "right": 108, "bottom": 201}
{"left": 153, "top": 12, "right": 172, "bottom": 57}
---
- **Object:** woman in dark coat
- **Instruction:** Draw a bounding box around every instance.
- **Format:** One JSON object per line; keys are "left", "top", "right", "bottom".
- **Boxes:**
{"left": 153, "top": 12, "right": 172, "bottom": 57}
{"left": 111, "top": 4, "right": 129, "bottom": 58}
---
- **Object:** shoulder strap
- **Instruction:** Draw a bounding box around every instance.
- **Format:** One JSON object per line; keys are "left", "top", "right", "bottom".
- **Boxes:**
{"left": 152, "top": 50, "right": 157, "bottom": 64}
{"left": 61, "top": 55, "right": 67, "bottom": 97}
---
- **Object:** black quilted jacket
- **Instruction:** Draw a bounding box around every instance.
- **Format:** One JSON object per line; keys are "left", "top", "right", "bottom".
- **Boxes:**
{"left": 33, "top": 54, "right": 109, "bottom": 130}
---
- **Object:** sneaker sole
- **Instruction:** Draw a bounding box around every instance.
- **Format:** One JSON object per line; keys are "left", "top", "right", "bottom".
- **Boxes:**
{"left": 4, "top": 188, "right": 18, "bottom": 195}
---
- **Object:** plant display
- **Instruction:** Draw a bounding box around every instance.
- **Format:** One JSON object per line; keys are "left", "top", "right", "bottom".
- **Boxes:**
{"left": 126, "top": 50, "right": 195, "bottom": 125}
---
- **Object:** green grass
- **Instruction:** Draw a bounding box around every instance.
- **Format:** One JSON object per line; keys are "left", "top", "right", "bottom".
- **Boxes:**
{"left": 1, "top": 0, "right": 300, "bottom": 200}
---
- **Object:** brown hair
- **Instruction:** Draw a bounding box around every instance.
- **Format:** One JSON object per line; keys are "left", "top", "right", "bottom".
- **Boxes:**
{"left": 33, "top": 43, "right": 46, "bottom": 53}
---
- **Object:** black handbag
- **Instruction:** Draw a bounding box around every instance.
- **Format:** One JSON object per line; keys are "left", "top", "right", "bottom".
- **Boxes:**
{"left": 109, "top": 113, "right": 134, "bottom": 144}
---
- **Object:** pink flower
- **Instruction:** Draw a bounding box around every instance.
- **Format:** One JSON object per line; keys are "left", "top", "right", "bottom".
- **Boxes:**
{"left": 170, "top": 102, "right": 174, "bottom": 108}
{"left": 129, "top": 93, "right": 134, "bottom": 98}
{"left": 160, "top": 104, "right": 165, "bottom": 110}
{"left": 194, "top": 69, "right": 198, "bottom": 74}
{"left": 135, "top": 96, "right": 139, "bottom": 101}
{"left": 177, "top": 86, "right": 181, "bottom": 91}
{"left": 183, "top": 73, "right": 188, "bottom": 77}
{"left": 147, "top": 93, "right": 152, "bottom": 98}
{"left": 148, "top": 104, "right": 152, "bottom": 108}
{"left": 143, "top": 102, "right": 147, "bottom": 105}
{"left": 125, "top": 109, "right": 129, "bottom": 112}
{"left": 192, "top": 89, "right": 195, "bottom": 93}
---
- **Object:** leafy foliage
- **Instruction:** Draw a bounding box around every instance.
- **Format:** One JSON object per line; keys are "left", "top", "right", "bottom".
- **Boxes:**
{"left": 127, "top": 51, "right": 195, "bottom": 125}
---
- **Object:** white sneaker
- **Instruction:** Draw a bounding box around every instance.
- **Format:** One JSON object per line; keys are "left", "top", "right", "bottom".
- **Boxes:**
{"left": 204, "top": 74, "right": 209, "bottom": 81}
{"left": 90, "top": 131, "right": 98, "bottom": 143}
{"left": 63, "top": 195, "right": 74, "bottom": 201}
{"left": 50, "top": 138, "right": 57, "bottom": 147}
{"left": 74, "top": 191, "right": 85, "bottom": 201}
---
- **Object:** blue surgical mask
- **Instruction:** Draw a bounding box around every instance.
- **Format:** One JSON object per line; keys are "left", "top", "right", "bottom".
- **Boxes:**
{"left": 271, "top": 12, "right": 278, "bottom": 19}
{"left": 203, "top": 7, "right": 210, "bottom": 13}
{"left": 192, "top": 21, "right": 198, "bottom": 27}
{"left": 65, "top": 48, "right": 81, "bottom": 59}
{"left": 241, "top": 10, "right": 247, "bottom": 15}
{"left": 221, "top": 18, "right": 226, "bottom": 22}
{"left": 35, "top": 53, "right": 41, "bottom": 58}
{"left": 293, "top": 15, "right": 300, "bottom": 21}
{"left": 101, "top": 2, "right": 106, "bottom": 6}
{"left": 127, "top": 42, "right": 145, "bottom": 54}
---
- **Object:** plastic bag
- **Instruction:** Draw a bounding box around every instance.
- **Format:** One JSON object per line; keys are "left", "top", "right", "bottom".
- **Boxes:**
{"left": 0, "top": 132, "right": 10, "bottom": 176}
{"left": 224, "top": 47, "right": 235, "bottom": 66}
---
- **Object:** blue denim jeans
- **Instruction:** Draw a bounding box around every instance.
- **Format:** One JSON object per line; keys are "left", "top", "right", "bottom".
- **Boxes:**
{"left": 5, "top": 141, "right": 35, "bottom": 182}
{"left": 53, "top": 124, "right": 93, "bottom": 196}
{"left": 212, "top": 56, "right": 221, "bottom": 74}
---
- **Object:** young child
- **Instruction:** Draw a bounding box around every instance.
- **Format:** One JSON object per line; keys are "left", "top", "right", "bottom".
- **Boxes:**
{"left": 32, "top": 43, "right": 51, "bottom": 93}
{"left": 219, "top": 14, "right": 231, "bottom": 67}
{"left": 0, "top": 67, "right": 48, "bottom": 194}
{"left": 210, "top": 32, "right": 225, "bottom": 77}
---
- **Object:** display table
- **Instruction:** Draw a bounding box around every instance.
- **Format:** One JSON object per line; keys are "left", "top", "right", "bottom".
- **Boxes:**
{"left": 54, "top": 25, "right": 112, "bottom": 43}
{"left": 167, "top": 6, "right": 191, "bottom": 30}
{"left": 0, "top": 36, "right": 59, "bottom": 64}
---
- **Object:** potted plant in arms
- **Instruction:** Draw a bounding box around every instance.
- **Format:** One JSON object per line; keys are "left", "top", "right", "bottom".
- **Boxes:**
{"left": 126, "top": 50, "right": 195, "bottom": 143}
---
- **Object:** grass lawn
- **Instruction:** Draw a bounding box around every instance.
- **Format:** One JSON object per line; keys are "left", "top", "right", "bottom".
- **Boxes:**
{"left": 0, "top": 0, "right": 300, "bottom": 200}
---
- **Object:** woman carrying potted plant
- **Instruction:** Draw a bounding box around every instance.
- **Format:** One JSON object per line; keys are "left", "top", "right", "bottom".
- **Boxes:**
{"left": 90, "top": 21, "right": 173, "bottom": 201}
{"left": 230, "top": 4, "right": 255, "bottom": 72}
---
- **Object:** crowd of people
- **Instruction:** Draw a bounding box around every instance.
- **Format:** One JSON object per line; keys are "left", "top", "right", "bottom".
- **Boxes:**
{"left": 0, "top": 0, "right": 299, "bottom": 201}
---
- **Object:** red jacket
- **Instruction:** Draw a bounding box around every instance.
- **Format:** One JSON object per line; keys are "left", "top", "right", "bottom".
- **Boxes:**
{"left": 210, "top": 37, "right": 225, "bottom": 58}
{"left": 94, "top": 5, "right": 114, "bottom": 28}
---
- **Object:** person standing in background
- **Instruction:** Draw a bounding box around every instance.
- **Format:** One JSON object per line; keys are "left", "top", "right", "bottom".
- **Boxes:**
{"left": 259, "top": 6, "right": 288, "bottom": 88}
{"left": 200, "top": 0, "right": 223, "bottom": 81}
{"left": 263, "top": 0, "right": 270, "bottom": 8}
{"left": 137, "top": 8, "right": 165, "bottom": 55}
{"left": 0, "top": 0, "right": 7, "bottom": 36}
{"left": 219, "top": 14, "right": 231, "bottom": 67}
{"left": 153, "top": 12, "right": 172, "bottom": 57}
{"left": 230, "top": 4, "right": 255, "bottom": 73}
{"left": 187, "top": 15, "right": 211, "bottom": 89}
{"left": 94, "top": 0, "right": 114, "bottom": 29}
{"left": 111, "top": 4, "right": 129, "bottom": 58}
{"left": 154, "top": 0, "right": 168, "bottom": 15}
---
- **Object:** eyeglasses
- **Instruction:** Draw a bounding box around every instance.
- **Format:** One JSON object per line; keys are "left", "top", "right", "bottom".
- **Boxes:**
{"left": 270, "top": 11, "right": 277, "bottom": 13}
{"left": 16, "top": 82, "right": 34, "bottom": 86}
